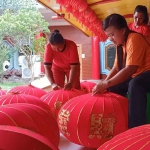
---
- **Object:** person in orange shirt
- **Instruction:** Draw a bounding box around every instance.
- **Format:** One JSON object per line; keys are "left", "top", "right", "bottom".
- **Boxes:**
{"left": 44, "top": 30, "right": 80, "bottom": 90}
{"left": 92, "top": 14, "right": 150, "bottom": 128}
{"left": 128, "top": 5, "right": 150, "bottom": 36}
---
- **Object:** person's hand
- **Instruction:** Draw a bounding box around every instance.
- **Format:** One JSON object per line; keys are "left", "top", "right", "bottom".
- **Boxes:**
{"left": 51, "top": 83, "right": 62, "bottom": 90}
{"left": 92, "top": 81, "right": 107, "bottom": 95}
{"left": 64, "top": 82, "right": 72, "bottom": 90}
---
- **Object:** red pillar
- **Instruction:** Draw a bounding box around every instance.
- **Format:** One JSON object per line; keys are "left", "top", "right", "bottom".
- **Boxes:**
{"left": 92, "top": 36, "right": 101, "bottom": 79}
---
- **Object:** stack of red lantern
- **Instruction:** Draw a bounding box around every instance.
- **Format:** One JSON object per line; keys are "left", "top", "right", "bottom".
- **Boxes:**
{"left": 56, "top": 0, "right": 107, "bottom": 41}
{"left": 0, "top": 103, "right": 59, "bottom": 149}
{"left": 0, "top": 86, "right": 60, "bottom": 149}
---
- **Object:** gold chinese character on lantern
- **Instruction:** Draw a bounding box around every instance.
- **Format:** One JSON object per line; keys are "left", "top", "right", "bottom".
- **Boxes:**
{"left": 89, "top": 113, "right": 116, "bottom": 139}
{"left": 58, "top": 109, "right": 70, "bottom": 136}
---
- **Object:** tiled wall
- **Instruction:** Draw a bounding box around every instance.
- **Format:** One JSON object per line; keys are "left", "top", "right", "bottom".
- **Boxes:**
{"left": 49, "top": 26, "right": 92, "bottom": 80}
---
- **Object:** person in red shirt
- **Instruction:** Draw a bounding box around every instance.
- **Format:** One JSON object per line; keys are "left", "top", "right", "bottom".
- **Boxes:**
{"left": 128, "top": 5, "right": 150, "bottom": 36}
{"left": 44, "top": 30, "right": 80, "bottom": 90}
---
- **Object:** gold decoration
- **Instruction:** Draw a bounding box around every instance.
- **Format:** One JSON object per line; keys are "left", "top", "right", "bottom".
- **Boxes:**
{"left": 89, "top": 113, "right": 116, "bottom": 139}
{"left": 58, "top": 109, "right": 70, "bottom": 136}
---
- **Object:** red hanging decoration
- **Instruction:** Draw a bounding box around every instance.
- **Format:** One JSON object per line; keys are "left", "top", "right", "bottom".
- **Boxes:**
{"left": 0, "top": 87, "right": 6, "bottom": 96}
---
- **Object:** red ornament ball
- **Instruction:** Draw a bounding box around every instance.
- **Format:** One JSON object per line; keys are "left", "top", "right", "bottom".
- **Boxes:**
{"left": 57, "top": 92, "right": 128, "bottom": 148}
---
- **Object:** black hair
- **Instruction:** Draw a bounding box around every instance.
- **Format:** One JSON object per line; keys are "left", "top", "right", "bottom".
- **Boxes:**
{"left": 134, "top": 5, "right": 149, "bottom": 24}
{"left": 102, "top": 13, "right": 128, "bottom": 31}
{"left": 49, "top": 30, "right": 64, "bottom": 45}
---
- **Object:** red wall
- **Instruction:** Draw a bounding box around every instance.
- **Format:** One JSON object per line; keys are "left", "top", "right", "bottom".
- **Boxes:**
{"left": 49, "top": 26, "right": 92, "bottom": 80}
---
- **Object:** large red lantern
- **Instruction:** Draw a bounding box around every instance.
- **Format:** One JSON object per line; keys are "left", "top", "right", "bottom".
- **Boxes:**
{"left": 57, "top": 92, "right": 128, "bottom": 148}
{"left": 41, "top": 89, "right": 84, "bottom": 119}
{"left": 98, "top": 124, "right": 150, "bottom": 150}
{"left": 0, "top": 104, "right": 60, "bottom": 148}
{"left": 0, "top": 87, "right": 6, "bottom": 96}
{"left": 0, "top": 125, "right": 57, "bottom": 150}
{"left": 0, "top": 92, "right": 50, "bottom": 113}
{"left": 9, "top": 84, "right": 47, "bottom": 98}
{"left": 80, "top": 81, "right": 96, "bottom": 93}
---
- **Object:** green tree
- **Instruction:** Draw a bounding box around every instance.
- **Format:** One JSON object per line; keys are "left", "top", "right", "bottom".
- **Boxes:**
{"left": 0, "top": 6, "right": 50, "bottom": 81}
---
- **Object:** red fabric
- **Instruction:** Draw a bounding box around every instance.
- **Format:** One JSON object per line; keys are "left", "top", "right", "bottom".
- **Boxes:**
{"left": 98, "top": 124, "right": 150, "bottom": 150}
{"left": 57, "top": 92, "right": 128, "bottom": 148}
{"left": 44, "top": 39, "right": 79, "bottom": 69}
{"left": 0, "top": 104, "right": 60, "bottom": 148}
{"left": 80, "top": 81, "right": 96, "bottom": 93}
{"left": 0, "top": 88, "right": 6, "bottom": 96}
{"left": 52, "top": 64, "right": 80, "bottom": 89}
{"left": 128, "top": 22, "right": 150, "bottom": 37}
{"left": 40, "top": 89, "right": 84, "bottom": 119}
{"left": 0, "top": 92, "right": 50, "bottom": 113}
{"left": 0, "top": 125, "right": 58, "bottom": 150}
{"left": 8, "top": 84, "right": 47, "bottom": 98}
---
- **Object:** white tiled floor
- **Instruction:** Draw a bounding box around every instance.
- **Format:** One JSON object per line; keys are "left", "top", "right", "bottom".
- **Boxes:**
{"left": 59, "top": 133, "right": 97, "bottom": 150}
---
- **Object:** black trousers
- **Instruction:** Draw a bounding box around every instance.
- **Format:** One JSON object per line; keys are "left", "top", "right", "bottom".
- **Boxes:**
{"left": 107, "top": 71, "right": 150, "bottom": 128}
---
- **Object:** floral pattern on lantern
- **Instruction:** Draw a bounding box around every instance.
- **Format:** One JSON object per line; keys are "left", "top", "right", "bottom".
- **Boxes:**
{"left": 8, "top": 84, "right": 47, "bottom": 98}
{"left": 41, "top": 89, "right": 84, "bottom": 119}
{"left": 57, "top": 92, "right": 128, "bottom": 148}
{"left": 98, "top": 124, "right": 150, "bottom": 150}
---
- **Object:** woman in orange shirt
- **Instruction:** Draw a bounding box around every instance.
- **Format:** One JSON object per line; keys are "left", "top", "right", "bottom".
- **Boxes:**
{"left": 92, "top": 14, "right": 150, "bottom": 129}
{"left": 44, "top": 30, "right": 80, "bottom": 90}
{"left": 128, "top": 5, "right": 150, "bottom": 36}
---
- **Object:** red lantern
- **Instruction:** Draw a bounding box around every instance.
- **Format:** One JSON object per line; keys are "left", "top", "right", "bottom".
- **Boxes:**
{"left": 57, "top": 92, "right": 128, "bottom": 148}
{"left": 0, "top": 104, "right": 60, "bottom": 148}
{"left": 80, "top": 81, "right": 96, "bottom": 93}
{"left": 0, "top": 87, "right": 6, "bottom": 96}
{"left": 98, "top": 124, "right": 150, "bottom": 150}
{"left": 0, "top": 125, "right": 58, "bottom": 150}
{"left": 41, "top": 89, "right": 84, "bottom": 119}
{"left": 9, "top": 84, "right": 47, "bottom": 98}
{"left": 77, "top": 0, "right": 88, "bottom": 12}
{"left": 81, "top": 7, "right": 93, "bottom": 19}
{"left": 0, "top": 92, "right": 50, "bottom": 114}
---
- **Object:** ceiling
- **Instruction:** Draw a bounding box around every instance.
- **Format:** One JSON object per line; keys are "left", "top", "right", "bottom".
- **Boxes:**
{"left": 37, "top": 0, "right": 150, "bottom": 41}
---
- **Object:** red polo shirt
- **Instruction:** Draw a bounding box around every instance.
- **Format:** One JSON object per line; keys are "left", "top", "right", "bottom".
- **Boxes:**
{"left": 44, "top": 39, "right": 79, "bottom": 69}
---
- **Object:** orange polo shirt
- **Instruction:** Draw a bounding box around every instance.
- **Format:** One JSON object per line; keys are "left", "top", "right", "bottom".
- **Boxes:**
{"left": 44, "top": 39, "right": 79, "bottom": 69}
{"left": 114, "top": 33, "right": 150, "bottom": 78}
{"left": 128, "top": 22, "right": 150, "bottom": 37}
